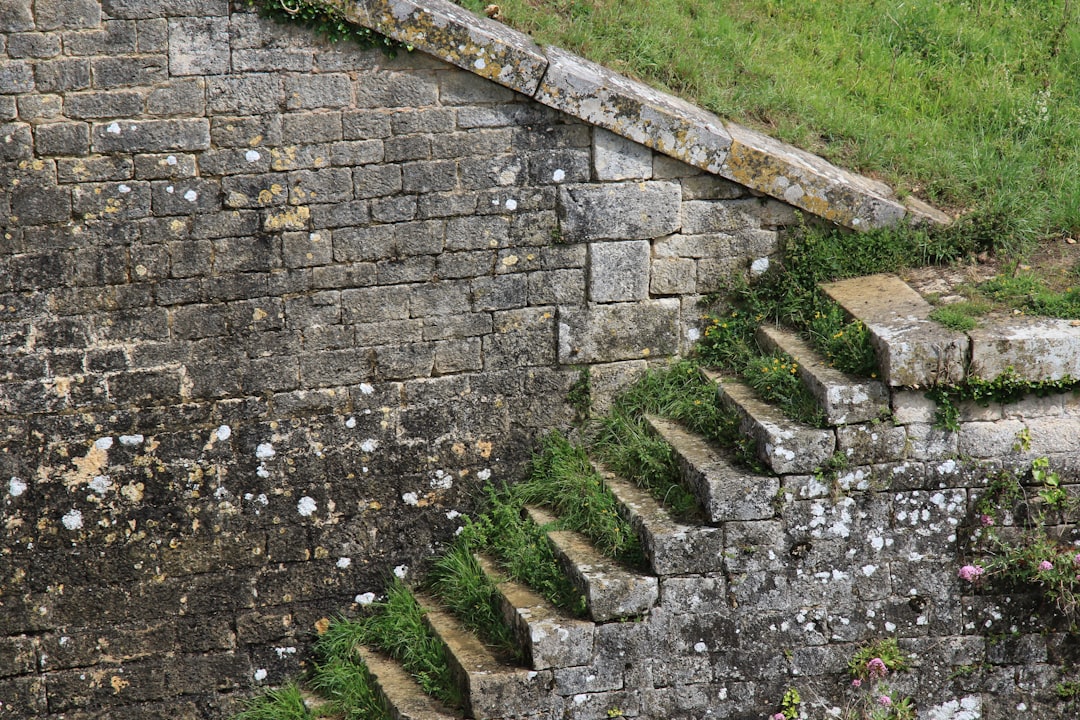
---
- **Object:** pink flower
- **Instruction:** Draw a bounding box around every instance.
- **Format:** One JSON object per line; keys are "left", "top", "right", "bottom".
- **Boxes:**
{"left": 867, "top": 657, "right": 888, "bottom": 680}
{"left": 1073, "top": 553, "right": 1080, "bottom": 566}
{"left": 958, "top": 564, "right": 985, "bottom": 582}
{"left": 851, "top": 678, "right": 862, "bottom": 688}
{"left": 1039, "top": 560, "right": 1054, "bottom": 572}
{"left": 980, "top": 514, "right": 994, "bottom": 526}
{"left": 878, "top": 695, "right": 892, "bottom": 707}
{"left": 772, "top": 714, "right": 785, "bottom": 720}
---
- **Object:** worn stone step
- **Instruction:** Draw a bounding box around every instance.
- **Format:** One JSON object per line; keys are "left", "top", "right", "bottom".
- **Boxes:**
{"left": 820, "top": 273, "right": 968, "bottom": 387}
{"left": 643, "top": 414, "right": 777, "bottom": 523}
{"left": 356, "top": 644, "right": 462, "bottom": 720}
{"left": 416, "top": 593, "right": 554, "bottom": 720}
{"left": 701, "top": 369, "right": 836, "bottom": 474}
{"left": 474, "top": 553, "right": 596, "bottom": 671}
{"left": 591, "top": 461, "right": 725, "bottom": 575}
{"left": 524, "top": 506, "right": 659, "bottom": 622}
{"left": 756, "top": 324, "right": 889, "bottom": 425}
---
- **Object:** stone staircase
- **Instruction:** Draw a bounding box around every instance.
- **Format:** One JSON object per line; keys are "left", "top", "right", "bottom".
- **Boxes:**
{"left": 346, "top": 273, "right": 1080, "bottom": 720}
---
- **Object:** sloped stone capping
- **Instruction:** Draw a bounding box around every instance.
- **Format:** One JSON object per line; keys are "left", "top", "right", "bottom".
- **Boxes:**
{"left": 0, "top": 1, "right": 825, "bottom": 717}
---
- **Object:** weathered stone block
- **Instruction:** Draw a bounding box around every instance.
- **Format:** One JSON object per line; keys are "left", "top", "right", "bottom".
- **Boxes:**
{"left": 836, "top": 423, "right": 907, "bottom": 465}
{"left": 34, "top": 0, "right": 101, "bottom": 30}
{"left": 91, "top": 54, "right": 167, "bottom": 89}
{"left": 0, "top": 0, "right": 34, "bottom": 33}
{"left": 63, "top": 89, "right": 144, "bottom": 119}
{"left": 558, "top": 181, "right": 681, "bottom": 242}
{"left": 284, "top": 73, "right": 354, "bottom": 110}
{"left": 0, "top": 61, "right": 35, "bottom": 94}
{"left": 344, "top": 0, "right": 547, "bottom": 95}
{"left": 34, "top": 121, "right": 89, "bottom": 156}
{"left": 146, "top": 78, "right": 206, "bottom": 117}
{"left": 91, "top": 118, "right": 210, "bottom": 154}
{"left": 593, "top": 127, "right": 653, "bottom": 181}
{"left": 485, "top": 306, "right": 557, "bottom": 369}
{"left": 472, "top": 274, "right": 527, "bottom": 312}
{"left": 207, "top": 74, "right": 281, "bottom": 114}
{"left": 969, "top": 317, "right": 1080, "bottom": 382}
{"left": 649, "top": 257, "right": 696, "bottom": 295}
{"left": 558, "top": 299, "right": 679, "bottom": 364}
{"left": 168, "top": 17, "right": 229, "bottom": 75}
{"left": 588, "top": 239, "right": 650, "bottom": 302}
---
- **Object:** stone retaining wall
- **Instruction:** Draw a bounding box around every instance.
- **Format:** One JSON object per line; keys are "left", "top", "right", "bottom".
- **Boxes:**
{"left": 0, "top": 3, "right": 806, "bottom": 716}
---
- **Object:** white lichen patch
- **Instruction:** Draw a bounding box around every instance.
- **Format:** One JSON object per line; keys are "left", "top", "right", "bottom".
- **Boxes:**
{"left": 401, "top": 492, "right": 419, "bottom": 506}
{"left": 336, "top": 557, "right": 351, "bottom": 569}
{"left": 255, "top": 443, "right": 275, "bottom": 459}
{"left": 94, "top": 437, "right": 114, "bottom": 451}
{"left": 552, "top": 168, "right": 566, "bottom": 182}
{"left": 62, "top": 509, "right": 83, "bottom": 530}
{"left": 8, "top": 477, "right": 27, "bottom": 497}
{"left": 253, "top": 668, "right": 267, "bottom": 682}
{"left": 216, "top": 425, "right": 232, "bottom": 441}
{"left": 88, "top": 476, "right": 113, "bottom": 496}
{"left": 274, "top": 646, "right": 297, "bottom": 659}
{"left": 477, "top": 468, "right": 492, "bottom": 481}
{"left": 429, "top": 469, "right": 452, "bottom": 490}
{"left": 925, "top": 696, "right": 980, "bottom": 720}
{"left": 358, "top": 383, "right": 374, "bottom": 395}
{"left": 393, "top": 564, "right": 408, "bottom": 579}
{"left": 118, "top": 434, "right": 144, "bottom": 446}
{"left": 297, "top": 496, "right": 317, "bottom": 516}
{"left": 360, "top": 438, "right": 378, "bottom": 453}
{"left": 345, "top": 417, "right": 357, "bottom": 429}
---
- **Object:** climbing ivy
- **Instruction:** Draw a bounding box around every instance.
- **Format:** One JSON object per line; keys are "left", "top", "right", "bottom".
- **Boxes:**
{"left": 926, "top": 368, "right": 1080, "bottom": 432}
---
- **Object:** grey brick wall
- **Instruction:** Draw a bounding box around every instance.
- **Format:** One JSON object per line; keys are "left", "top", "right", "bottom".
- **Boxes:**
{"left": 0, "top": 4, "right": 795, "bottom": 717}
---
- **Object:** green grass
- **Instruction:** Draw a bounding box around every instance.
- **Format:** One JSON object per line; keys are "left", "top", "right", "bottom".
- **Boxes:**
{"left": 979, "top": 272, "right": 1080, "bottom": 318}
{"left": 458, "top": 0, "right": 1080, "bottom": 252}
{"left": 928, "top": 301, "right": 990, "bottom": 331}
{"left": 232, "top": 683, "right": 320, "bottom": 720}
{"left": 426, "top": 541, "right": 519, "bottom": 658}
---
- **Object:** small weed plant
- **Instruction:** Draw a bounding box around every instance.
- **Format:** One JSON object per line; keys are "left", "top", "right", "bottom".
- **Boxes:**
{"left": 927, "top": 368, "right": 1080, "bottom": 432}
{"left": 843, "top": 639, "right": 915, "bottom": 720}
{"left": 965, "top": 457, "right": 1080, "bottom": 624}
{"left": 232, "top": 683, "right": 319, "bottom": 720}
{"left": 980, "top": 273, "right": 1080, "bottom": 319}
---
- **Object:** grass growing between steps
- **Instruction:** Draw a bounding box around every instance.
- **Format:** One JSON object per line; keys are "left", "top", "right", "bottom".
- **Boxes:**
{"left": 590, "top": 359, "right": 760, "bottom": 514}
{"left": 233, "top": 683, "right": 324, "bottom": 720}
{"left": 698, "top": 222, "right": 976, "bottom": 385}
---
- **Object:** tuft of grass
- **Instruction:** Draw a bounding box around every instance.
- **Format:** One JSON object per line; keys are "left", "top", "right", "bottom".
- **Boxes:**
{"left": 743, "top": 352, "right": 825, "bottom": 426}
{"left": 426, "top": 541, "right": 519, "bottom": 657}
{"left": 459, "top": 484, "right": 586, "bottom": 614}
{"left": 231, "top": 683, "right": 319, "bottom": 720}
{"left": 929, "top": 301, "right": 990, "bottom": 331}
{"left": 590, "top": 361, "right": 726, "bottom": 517}
{"left": 980, "top": 272, "right": 1080, "bottom": 318}
{"left": 307, "top": 655, "right": 387, "bottom": 720}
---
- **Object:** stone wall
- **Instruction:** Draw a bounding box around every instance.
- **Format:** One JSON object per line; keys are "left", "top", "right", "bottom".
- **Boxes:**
{"left": 0, "top": 3, "right": 804, "bottom": 717}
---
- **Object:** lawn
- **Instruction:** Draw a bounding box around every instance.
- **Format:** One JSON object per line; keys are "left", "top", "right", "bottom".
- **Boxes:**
{"left": 459, "top": 0, "right": 1080, "bottom": 254}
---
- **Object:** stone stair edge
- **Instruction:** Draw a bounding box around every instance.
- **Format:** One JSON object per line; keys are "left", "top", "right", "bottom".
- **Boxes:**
{"left": 356, "top": 644, "right": 464, "bottom": 720}
{"left": 333, "top": 0, "right": 949, "bottom": 231}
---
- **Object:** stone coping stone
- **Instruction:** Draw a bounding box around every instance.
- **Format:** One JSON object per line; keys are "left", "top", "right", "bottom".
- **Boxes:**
{"left": 757, "top": 325, "right": 889, "bottom": 425}
{"left": 339, "top": 0, "right": 548, "bottom": 95}
{"left": 534, "top": 46, "right": 733, "bottom": 176}
{"left": 821, "top": 273, "right": 968, "bottom": 387}
{"left": 721, "top": 121, "right": 909, "bottom": 231}
{"left": 644, "top": 414, "right": 777, "bottom": 523}
{"left": 332, "top": 0, "right": 949, "bottom": 232}
{"left": 968, "top": 316, "right": 1080, "bottom": 382}
{"left": 474, "top": 553, "right": 596, "bottom": 671}
{"left": 593, "top": 461, "right": 725, "bottom": 576}
{"left": 703, "top": 370, "right": 836, "bottom": 475}
{"left": 356, "top": 644, "right": 463, "bottom": 720}
{"left": 526, "top": 505, "right": 659, "bottom": 622}
{"left": 417, "top": 593, "right": 554, "bottom": 720}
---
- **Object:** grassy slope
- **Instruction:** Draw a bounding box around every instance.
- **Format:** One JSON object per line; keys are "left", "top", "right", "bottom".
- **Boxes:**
{"left": 460, "top": 0, "right": 1080, "bottom": 251}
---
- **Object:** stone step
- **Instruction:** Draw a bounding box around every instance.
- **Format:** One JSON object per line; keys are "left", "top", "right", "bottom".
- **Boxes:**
{"left": 701, "top": 369, "right": 836, "bottom": 474}
{"left": 356, "top": 644, "right": 462, "bottom": 720}
{"left": 820, "top": 273, "right": 968, "bottom": 387}
{"left": 591, "top": 460, "right": 726, "bottom": 575}
{"left": 643, "top": 414, "right": 777, "bottom": 522}
{"left": 416, "top": 593, "right": 554, "bottom": 720}
{"left": 524, "top": 505, "right": 659, "bottom": 622}
{"left": 756, "top": 324, "right": 889, "bottom": 425}
{"left": 474, "top": 553, "right": 597, "bottom": 671}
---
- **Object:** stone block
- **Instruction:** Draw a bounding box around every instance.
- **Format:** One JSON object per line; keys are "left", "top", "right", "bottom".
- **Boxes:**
{"left": 558, "top": 181, "right": 680, "bottom": 242}
{"left": 288, "top": 168, "right": 353, "bottom": 206}
{"left": 353, "top": 164, "right": 401, "bottom": 198}
{"left": 0, "top": 0, "right": 34, "bottom": 32}
{"left": 91, "top": 118, "right": 210, "bottom": 154}
{"left": 558, "top": 299, "right": 679, "bottom": 364}
{"left": 282, "top": 111, "right": 342, "bottom": 144}
{"left": 374, "top": 342, "right": 434, "bottom": 380}
{"left": 969, "top": 317, "right": 1080, "bottom": 382}
{"left": 402, "top": 159, "right": 458, "bottom": 194}
{"left": 472, "top": 274, "right": 527, "bottom": 312}
{"left": 232, "top": 48, "right": 313, "bottom": 73}
{"left": 207, "top": 74, "right": 281, "bottom": 115}
{"left": 341, "top": 285, "right": 411, "bottom": 323}
{"left": 285, "top": 73, "right": 353, "bottom": 110}
{"left": 588, "top": 240, "right": 650, "bottom": 302}
{"left": 16, "top": 92, "right": 63, "bottom": 119}
{"left": 485, "top": 306, "right": 557, "bottom": 369}
{"left": 91, "top": 54, "right": 167, "bottom": 89}
{"left": 329, "top": 139, "right": 383, "bottom": 166}
{"left": 63, "top": 89, "right": 144, "bottom": 119}
{"left": 342, "top": 109, "right": 392, "bottom": 139}
{"left": 836, "top": 423, "right": 908, "bottom": 465}
{"left": 527, "top": 148, "right": 590, "bottom": 185}
{"left": 446, "top": 215, "right": 509, "bottom": 251}
{"left": 0, "top": 96, "right": 14, "bottom": 120}
{"left": 433, "top": 337, "right": 483, "bottom": 374}
{"left": 34, "top": 121, "right": 89, "bottom": 156}
{"left": 11, "top": 183, "right": 70, "bottom": 224}
{"left": 459, "top": 154, "right": 524, "bottom": 189}
{"left": 892, "top": 390, "right": 937, "bottom": 425}
{"left": 146, "top": 78, "right": 206, "bottom": 116}
{"left": 168, "top": 17, "right": 229, "bottom": 75}
{"left": 593, "top": 127, "right": 653, "bottom": 181}
{"left": 34, "top": 0, "right": 101, "bottom": 30}
{"left": 383, "top": 133, "right": 432, "bottom": 162}
{"left": 0, "top": 61, "right": 35, "bottom": 94}
{"left": 150, "top": 177, "right": 220, "bottom": 215}
{"left": 422, "top": 312, "right": 492, "bottom": 341}
{"left": 371, "top": 195, "right": 417, "bottom": 223}
{"left": 528, "top": 268, "right": 585, "bottom": 306}
{"left": 343, "top": 0, "right": 547, "bottom": 95}
{"left": 649, "top": 257, "right": 696, "bottom": 295}
{"left": 34, "top": 58, "right": 91, "bottom": 92}
{"left": 906, "top": 423, "right": 958, "bottom": 461}
{"left": 62, "top": 20, "right": 137, "bottom": 56}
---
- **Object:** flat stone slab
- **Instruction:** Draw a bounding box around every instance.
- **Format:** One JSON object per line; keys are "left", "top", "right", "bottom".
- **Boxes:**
{"left": 357, "top": 644, "right": 462, "bottom": 720}
{"left": 557, "top": 181, "right": 681, "bottom": 242}
{"left": 721, "top": 122, "right": 909, "bottom": 232}
{"left": 526, "top": 506, "right": 658, "bottom": 622}
{"left": 474, "top": 554, "right": 596, "bottom": 671}
{"left": 644, "top": 414, "right": 777, "bottom": 522}
{"left": 821, "top": 273, "right": 968, "bottom": 387}
{"left": 703, "top": 370, "right": 836, "bottom": 474}
{"left": 534, "top": 46, "right": 733, "bottom": 172}
{"left": 558, "top": 299, "right": 680, "bottom": 364}
{"left": 593, "top": 462, "right": 725, "bottom": 575}
{"left": 343, "top": 0, "right": 548, "bottom": 95}
{"left": 968, "top": 316, "right": 1080, "bottom": 382}
{"left": 418, "top": 594, "right": 553, "bottom": 720}
{"left": 757, "top": 325, "right": 889, "bottom": 425}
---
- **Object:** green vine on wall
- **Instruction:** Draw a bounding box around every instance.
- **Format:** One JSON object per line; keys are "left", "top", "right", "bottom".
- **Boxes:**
{"left": 244, "top": 0, "right": 404, "bottom": 52}
{"left": 926, "top": 367, "right": 1080, "bottom": 432}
